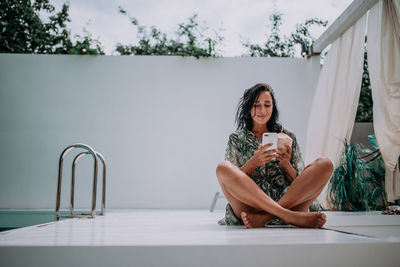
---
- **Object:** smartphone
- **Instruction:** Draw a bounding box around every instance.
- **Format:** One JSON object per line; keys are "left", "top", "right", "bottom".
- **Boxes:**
{"left": 262, "top": 132, "right": 277, "bottom": 152}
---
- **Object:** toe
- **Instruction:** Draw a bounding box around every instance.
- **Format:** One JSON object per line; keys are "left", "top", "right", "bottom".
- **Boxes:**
{"left": 241, "top": 212, "right": 249, "bottom": 227}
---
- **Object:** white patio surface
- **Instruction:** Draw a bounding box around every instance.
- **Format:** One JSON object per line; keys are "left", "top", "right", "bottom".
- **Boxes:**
{"left": 0, "top": 209, "right": 399, "bottom": 267}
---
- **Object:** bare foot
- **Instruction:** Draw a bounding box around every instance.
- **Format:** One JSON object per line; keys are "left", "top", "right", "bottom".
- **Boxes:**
{"left": 241, "top": 211, "right": 273, "bottom": 228}
{"left": 282, "top": 211, "right": 326, "bottom": 228}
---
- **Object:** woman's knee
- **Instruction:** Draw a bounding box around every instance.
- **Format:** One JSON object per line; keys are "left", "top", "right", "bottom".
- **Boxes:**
{"left": 314, "top": 157, "right": 334, "bottom": 174}
{"left": 216, "top": 161, "right": 233, "bottom": 176}
{"left": 216, "top": 161, "right": 236, "bottom": 182}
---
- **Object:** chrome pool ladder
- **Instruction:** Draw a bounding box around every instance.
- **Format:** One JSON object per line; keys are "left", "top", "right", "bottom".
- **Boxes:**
{"left": 55, "top": 143, "right": 106, "bottom": 221}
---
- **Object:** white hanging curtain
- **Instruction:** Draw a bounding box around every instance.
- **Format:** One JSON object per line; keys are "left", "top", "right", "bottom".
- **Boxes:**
{"left": 305, "top": 14, "right": 367, "bottom": 164}
{"left": 304, "top": 14, "right": 367, "bottom": 208}
{"left": 368, "top": 0, "right": 400, "bottom": 202}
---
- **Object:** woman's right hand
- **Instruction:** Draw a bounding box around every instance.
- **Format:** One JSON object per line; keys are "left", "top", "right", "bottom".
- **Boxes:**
{"left": 249, "top": 143, "right": 278, "bottom": 167}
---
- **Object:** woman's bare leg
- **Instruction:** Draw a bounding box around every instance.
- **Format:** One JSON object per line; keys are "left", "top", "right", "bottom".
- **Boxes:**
{"left": 240, "top": 157, "right": 333, "bottom": 228}
{"left": 241, "top": 199, "right": 316, "bottom": 228}
{"left": 216, "top": 160, "right": 328, "bottom": 228}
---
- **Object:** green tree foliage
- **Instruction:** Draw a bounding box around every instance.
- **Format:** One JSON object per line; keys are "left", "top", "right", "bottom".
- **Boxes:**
{"left": 116, "top": 8, "right": 223, "bottom": 58}
{"left": 243, "top": 12, "right": 327, "bottom": 57}
{"left": 0, "top": 0, "right": 103, "bottom": 55}
{"left": 355, "top": 51, "right": 373, "bottom": 122}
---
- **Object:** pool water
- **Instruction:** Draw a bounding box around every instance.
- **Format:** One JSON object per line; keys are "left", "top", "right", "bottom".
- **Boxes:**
{"left": 0, "top": 210, "right": 56, "bottom": 232}
{"left": 0, "top": 210, "right": 98, "bottom": 232}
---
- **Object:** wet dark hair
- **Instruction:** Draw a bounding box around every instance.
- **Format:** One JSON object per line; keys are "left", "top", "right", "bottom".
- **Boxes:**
{"left": 235, "top": 83, "right": 282, "bottom": 132}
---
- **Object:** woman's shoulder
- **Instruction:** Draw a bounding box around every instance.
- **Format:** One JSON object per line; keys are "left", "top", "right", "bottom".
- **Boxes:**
{"left": 229, "top": 128, "right": 247, "bottom": 138}
{"left": 227, "top": 128, "right": 249, "bottom": 144}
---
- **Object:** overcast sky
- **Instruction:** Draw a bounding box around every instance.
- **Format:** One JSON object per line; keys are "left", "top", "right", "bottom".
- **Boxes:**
{"left": 52, "top": 0, "right": 354, "bottom": 56}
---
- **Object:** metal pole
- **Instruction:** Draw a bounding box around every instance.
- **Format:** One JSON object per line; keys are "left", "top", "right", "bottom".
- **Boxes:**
{"left": 71, "top": 152, "right": 90, "bottom": 215}
{"left": 95, "top": 152, "right": 106, "bottom": 215}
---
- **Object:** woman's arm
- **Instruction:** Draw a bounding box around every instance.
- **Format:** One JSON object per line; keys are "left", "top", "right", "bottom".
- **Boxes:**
{"left": 240, "top": 160, "right": 258, "bottom": 176}
{"left": 278, "top": 144, "right": 298, "bottom": 183}
{"left": 280, "top": 159, "right": 298, "bottom": 183}
{"left": 225, "top": 133, "right": 277, "bottom": 177}
{"left": 240, "top": 144, "right": 278, "bottom": 176}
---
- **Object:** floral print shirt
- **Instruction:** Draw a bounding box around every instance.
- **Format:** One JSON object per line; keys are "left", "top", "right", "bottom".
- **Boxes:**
{"left": 219, "top": 127, "right": 305, "bottom": 225}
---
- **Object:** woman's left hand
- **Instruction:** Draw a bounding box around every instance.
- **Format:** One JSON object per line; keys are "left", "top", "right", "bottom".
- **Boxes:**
{"left": 277, "top": 144, "right": 292, "bottom": 166}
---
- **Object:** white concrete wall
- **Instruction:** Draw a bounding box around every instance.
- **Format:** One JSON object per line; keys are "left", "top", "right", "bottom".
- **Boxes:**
{"left": 0, "top": 54, "right": 320, "bottom": 209}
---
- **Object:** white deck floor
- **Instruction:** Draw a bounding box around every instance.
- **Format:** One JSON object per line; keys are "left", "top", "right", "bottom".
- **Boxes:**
{"left": 1, "top": 210, "right": 400, "bottom": 267}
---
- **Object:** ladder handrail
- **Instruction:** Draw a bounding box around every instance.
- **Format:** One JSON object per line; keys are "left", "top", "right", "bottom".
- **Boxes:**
{"left": 71, "top": 151, "right": 106, "bottom": 216}
{"left": 70, "top": 151, "right": 89, "bottom": 216}
{"left": 55, "top": 143, "right": 98, "bottom": 220}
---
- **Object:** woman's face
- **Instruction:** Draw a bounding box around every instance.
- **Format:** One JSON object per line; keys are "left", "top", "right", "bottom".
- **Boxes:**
{"left": 251, "top": 91, "right": 273, "bottom": 127}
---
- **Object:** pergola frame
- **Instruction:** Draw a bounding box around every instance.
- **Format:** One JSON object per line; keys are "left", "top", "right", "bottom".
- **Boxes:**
{"left": 309, "top": 0, "right": 379, "bottom": 56}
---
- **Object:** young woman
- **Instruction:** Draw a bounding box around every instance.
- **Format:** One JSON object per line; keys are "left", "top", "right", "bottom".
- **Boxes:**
{"left": 216, "top": 83, "right": 333, "bottom": 228}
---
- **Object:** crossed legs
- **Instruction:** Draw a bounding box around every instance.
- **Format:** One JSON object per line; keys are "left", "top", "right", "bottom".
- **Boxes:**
{"left": 216, "top": 157, "right": 333, "bottom": 228}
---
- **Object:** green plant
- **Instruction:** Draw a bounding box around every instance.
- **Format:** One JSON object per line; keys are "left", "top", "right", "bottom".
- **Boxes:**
{"left": 242, "top": 12, "right": 327, "bottom": 57}
{"left": 355, "top": 51, "right": 373, "bottom": 122}
{"left": 329, "top": 136, "right": 386, "bottom": 211}
{"left": 116, "top": 8, "right": 224, "bottom": 58}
